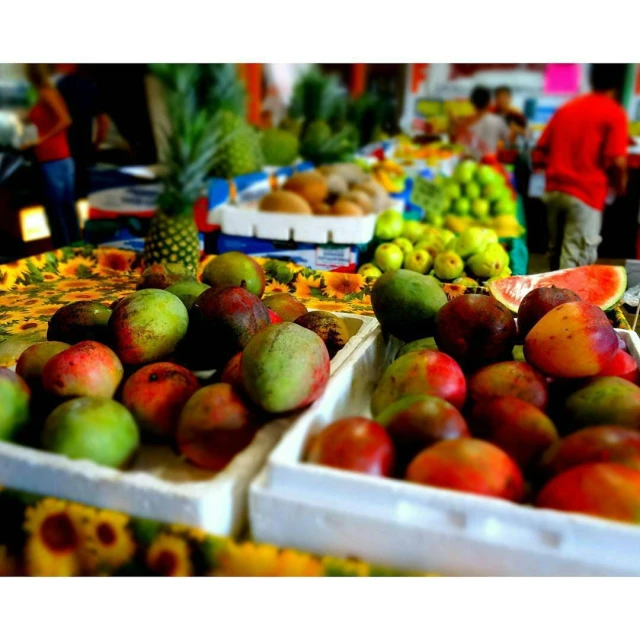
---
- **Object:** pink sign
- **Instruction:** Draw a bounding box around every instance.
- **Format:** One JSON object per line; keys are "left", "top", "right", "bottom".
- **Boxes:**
{"left": 544, "top": 64, "right": 580, "bottom": 95}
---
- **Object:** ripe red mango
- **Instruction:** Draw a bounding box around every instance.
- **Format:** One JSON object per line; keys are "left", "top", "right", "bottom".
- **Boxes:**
{"left": 524, "top": 302, "right": 618, "bottom": 378}
{"left": 536, "top": 463, "right": 640, "bottom": 524}
{"left": 406, "top": 438, "right": 525, "bottom": 502}
{"left": 598, "top": 349, "right": 639, "bottom": 384}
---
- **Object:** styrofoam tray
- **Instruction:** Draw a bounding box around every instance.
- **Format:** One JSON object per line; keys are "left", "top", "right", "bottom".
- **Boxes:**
{"left": 0, "top": 312, "right": 377, "bottom": 537}
{"left": 250, "top": 328, "right": 640, "bottom": 576}
{"left": 207, "top": 175, "right": 404, "bottom": 244}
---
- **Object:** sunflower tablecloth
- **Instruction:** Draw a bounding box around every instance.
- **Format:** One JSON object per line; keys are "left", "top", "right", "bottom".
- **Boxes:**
{"left": 0, "top": 246, "right": 434, "bottom": 577}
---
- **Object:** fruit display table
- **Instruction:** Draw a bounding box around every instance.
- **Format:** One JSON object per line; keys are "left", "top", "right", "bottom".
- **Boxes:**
{"left": 0, "top": 247, "right": 631, "bottom": 576}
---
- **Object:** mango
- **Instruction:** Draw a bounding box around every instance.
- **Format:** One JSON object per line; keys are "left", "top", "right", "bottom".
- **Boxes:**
{"left": 136, "top": 264, "right": 194, "bottom": 290}
{"left": 242, "top": 323, "right": 330, "bottom": 414}
{"left": 517, "top": 287, "right": 581, "bottom": 340}
{"left": 524, "top": 302, "right": 618, "bottom": 378}
{"left": 188, "top": 286, "right": 270, "bottom": 370}
{"left": 471, "top": 396, "right": 558, "bottom": 471}
{"left": 202, "top": 252, "right": 266, "bottom": 298}
{"left": 371, "top": 350, "right": 467, "bottom": 416}
{"left": 47, "top": 301, "right": 112, "bottom": 345}
{"left": 0, "top": 369, "right": 30, "bottom": 441}
{"left": 16, "top": 341, "right": 70, "bottom": 391}
{"left": 42, "top": 397, "right": 139, "bottom": 468}
{"left": 263, "top": 293, "right": 307, "bottom": 322}
{"left": 371, "top": 269, "right": 447, "bottom": 342}
{"left": 294, "top": 311, "right": 349, "bottom": 359}
{"left": 165, "top": 281, "right": 210, "bottom": 312}
{"left": 395, "top": 337, "right": 438, "bottom": 360}
{"left": 177, "top": 382, "right": 259, "bottom": 471}
{"left": 564, "top": 377, "right": 640, "bottom": 430}
{"left": 42, "top": 341, "right": 123, "bottom": 399}
{"left": 536, "top": 463, "right": 640, "bottom": 524}
{"left": 109, "top": 289, "right": 189, "bottom": 366}
{"left": 122, "top": 362, "right": 200, "bottom": 439}
{"left": 468, "top": 361, "right": 548, "bottom": 410}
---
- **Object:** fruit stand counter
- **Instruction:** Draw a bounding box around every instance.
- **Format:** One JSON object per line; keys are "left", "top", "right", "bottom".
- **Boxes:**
{"left": 0, "top": 246, "right": 428, "bottom": 577}
{"left": 0, "top": 247, "right": 630, "bottom": 576}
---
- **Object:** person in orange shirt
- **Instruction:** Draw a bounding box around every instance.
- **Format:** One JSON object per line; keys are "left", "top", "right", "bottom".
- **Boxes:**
{"left": 22, "top": 63, "right": 81, "bottom": 248}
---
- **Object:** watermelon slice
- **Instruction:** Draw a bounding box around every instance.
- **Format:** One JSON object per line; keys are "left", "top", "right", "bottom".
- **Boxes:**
{"left": 488, "top": 265, "right": 627, "bottom": 313}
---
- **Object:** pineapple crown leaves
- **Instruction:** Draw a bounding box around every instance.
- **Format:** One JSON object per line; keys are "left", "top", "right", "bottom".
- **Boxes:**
{"left": 151, "top": 64, "right": 241, "bottom": 215}
{"left": 301, "top": 123, "right": 358, "bottom": 165}
{"left": 289, "top": 66, "right": 348, "bottom": 132}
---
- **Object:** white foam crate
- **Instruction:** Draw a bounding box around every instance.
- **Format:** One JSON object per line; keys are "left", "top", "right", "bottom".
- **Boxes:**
{"left": 207, "top": 176, "right": 404, "bottom": 245}
{"left": 0, "top": 312, "right": 377, "bottom": 537}
{"left": 250, "top": 328, "right": 640, "bottom": 576}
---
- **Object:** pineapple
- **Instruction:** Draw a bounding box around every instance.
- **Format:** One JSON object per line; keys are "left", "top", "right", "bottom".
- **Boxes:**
{"left": 144, "top": 65, "right": 230, "bottom": 274}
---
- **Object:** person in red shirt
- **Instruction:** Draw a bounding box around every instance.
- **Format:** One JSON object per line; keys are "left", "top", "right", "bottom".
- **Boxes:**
{"left": 533, "top": 64, "right": 628, "bottom": 270}
{"left": 22, "top": 63, "right": 81, "bottom": 248}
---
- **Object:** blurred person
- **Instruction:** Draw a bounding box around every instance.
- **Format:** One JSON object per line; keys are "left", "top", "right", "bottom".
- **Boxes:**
{"left": 452, "top": 85, "right": 510, "bottom": 160}
{"left": 493, "top": 86, "right": 527, "bottom": 138}
{"left": 533, "top": 64, "right": 628, "bottom": 270}
{"left": 22, "top": 63, "right": 81, "bottom": 248}
{"left": 55, "top": 64, "right": 109, "bottom": 198}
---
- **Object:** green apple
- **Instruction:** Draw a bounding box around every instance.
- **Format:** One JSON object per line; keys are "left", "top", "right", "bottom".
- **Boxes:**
{"left": 453, "top": 160, "right": 477, "bottom": 184}
{"left": 433, "top": 251, "right": 465, "bottom": 281}
{"left": 475, "top": 164, "right": 499, "bottom": 187}
{"left": 400, "top": 220, "right": 424, "bottom": 244}
{"left": 375, "top": 210, "right": 405, "bottom": 241}
{"left": 443, "top": 182, "right": 462, "bottom": 201}
{"left": 357, "top": 263, "right": 383, "bottom": 279}
{"left": 403, "top": 249, "right": 433, "bottom": 274}
{"left": 374, "top": 243, "right": 405, "bottom": 272}
{"left": 470, "top": 198, "right": 490, "bottom": 219}
{"left": 453, "top": 276, "right": 479, "bottom": 287}
{"left": 393, "top": 237, "right": 414, "bottom": 255}
{"left": 439, "top": 229, "right": 455, "bottom": 247}
{"left": 465, "top": 182, "right": 481, "bottom": 200}
{"left": 493, "top": 197, "right": 517, "bottom": 216}
{"left": 453, "top": 198, "right": 471, "bottom": 216}
{"left": 424, "top": 211, "right": 444, "bottom": 227}
{"left": 483, "top": 182, "right": 506, "bottom": 202}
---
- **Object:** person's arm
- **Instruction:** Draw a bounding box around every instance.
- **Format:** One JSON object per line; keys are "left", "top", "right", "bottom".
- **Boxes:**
{"left": 604, "top": 108, "right": 629, "bottom": 196}
{"left": 531, "top": 118, "right": 553, "bottom": 171}
{"left": 94, "top": 113, "right": 109, "bottom": 149}
{"left": 22, "top": 89, "right": 71, "bottom": 149}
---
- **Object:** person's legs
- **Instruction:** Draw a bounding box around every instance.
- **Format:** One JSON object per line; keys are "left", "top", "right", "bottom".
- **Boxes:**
{"left": 559, "top": 196, "right": 602, "bottom": 268}
{"left": 40, "top": 161, "right": 70, "bottom": 248}
{"left": 41, "top": 159, "right": 81, "bottom": 248}
{"left": 543, "top": 191, "right": 568, "bottom": 271}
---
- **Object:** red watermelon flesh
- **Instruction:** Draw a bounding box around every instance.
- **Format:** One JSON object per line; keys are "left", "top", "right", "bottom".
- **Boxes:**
{"left": 488, "top": 265, "right": 627, "bottom": 313}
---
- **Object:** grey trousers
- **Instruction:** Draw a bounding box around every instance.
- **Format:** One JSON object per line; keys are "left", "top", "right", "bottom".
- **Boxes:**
{"left": 543, "top": 191, "right": 602, "bottom": 271}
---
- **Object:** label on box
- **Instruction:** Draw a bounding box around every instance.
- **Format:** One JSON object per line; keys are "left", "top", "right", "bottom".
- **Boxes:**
{"left": 315, "top": 245, "right": 353, "bottom": 270}
{"left": 89, "top": 184, "right": 162, "bottom": 218}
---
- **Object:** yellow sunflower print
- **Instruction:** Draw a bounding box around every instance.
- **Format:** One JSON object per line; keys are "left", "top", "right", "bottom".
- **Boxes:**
{"left": 94, "top": 248, "right": 136, "bottom": 274}
{"left": 0, "top": 263, "right": 31, "bottom": 291}
{"left": 56, "top": 256, "right": 96, "bottom": 278}
{"left": 60, "top": 290, "right": 103, "bottom": 303}
{"left": 23, "top": 498, "right": 88, "bottom": 577}
{"left": 293, "top": 273, "right": 322, "bottom": 298}
{"left": 264, "top": 281, "right": 292, "bottom": 294}
{"left": 322, "top": 272, "right": 365, "bottom": 300}
{"left": 146, "top": 534, "right": 192, "bottom": 577}
{"left": 30, "top": 304, "right": 64, "bottom": 318}
{"left": 26, "top": 252, "right": 52, "bottom": 271}
{"left": 83, "top": 510, "right": 136, "bottom": 571}
{"left": 0, "top": 293, "right": 30, "bottom": 307}
{"left": 275, "top": 549, "right": 323, "bottom": 577}
{"left": 213, "top": 541, "right": 281, "bottom": 577}
{"left": 168, "top": 523, "right": 207, "bottom": 543}
{"left": 56, "top": 279, "right": 97, "bottom": 291}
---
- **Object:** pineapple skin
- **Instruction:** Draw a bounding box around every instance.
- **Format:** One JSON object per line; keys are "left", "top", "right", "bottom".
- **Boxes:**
{"left": 143, "top": 210, "right": 200, "bottom": 275}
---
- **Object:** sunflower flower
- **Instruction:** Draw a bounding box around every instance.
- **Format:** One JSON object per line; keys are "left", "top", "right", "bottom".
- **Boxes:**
{"left": 56, "top": 256, "right": 96, "bottom": 279}
{"left": 95, "top": 248, "right": 136, "bottom": 273}
{"left": 214, "top": 541, "right": 280, "bottom": 577}
{"left": 322, "top": 273, "right": 365, "bottom": 300}
{"left": 0, "top": 263, "right": 31, "bottom": 291}
{"left": 168, "top": 523, "right": 207, "bottom": 543}
{"left": 146, "top": 534, "right": 192, "bottom": 577}
{"left": 23, "top": 498, "right": 88, "bottom": 577}
{"left": 82, "top": 510, "right": 136, "bottom": 571}
{"left": 293, "top": 273, "right": 322, "bottom": 298}
{"left": 306, "top": 300, "right": 349, "bottom": 313}
{"left": 264, "top": 281, "right": 292, "bottom": 295}
{"left": 59, "top": 290, "right": 102, "bottom": 303}
{"left": 275, "top": 549, "right": 323, "bottom": 577}
{"left": 0, "top": 545, "right": 18, "bottom": 577}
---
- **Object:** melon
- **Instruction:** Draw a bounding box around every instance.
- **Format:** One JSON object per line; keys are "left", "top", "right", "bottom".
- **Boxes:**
{"left": 488, "top": 265, "right": 626, "bottom": 313}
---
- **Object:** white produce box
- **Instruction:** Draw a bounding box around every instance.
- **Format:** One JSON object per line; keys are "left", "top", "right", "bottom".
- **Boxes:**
{"left": 208, "top": 176, "right": 404, "bottom": 245}
{"left": 250, "top": 327, "right": 640, "bottom": 576}
{"left": 0, "top": 313, "right": 377, "bottom": 537}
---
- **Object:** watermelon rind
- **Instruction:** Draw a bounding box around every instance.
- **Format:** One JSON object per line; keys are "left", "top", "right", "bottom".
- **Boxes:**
{"left": 488, "top": 265, "right": 627, "bottom": 313}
